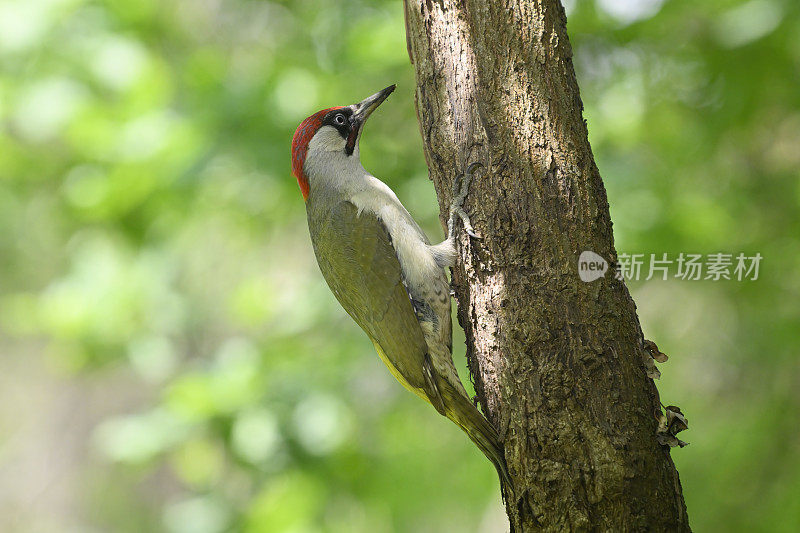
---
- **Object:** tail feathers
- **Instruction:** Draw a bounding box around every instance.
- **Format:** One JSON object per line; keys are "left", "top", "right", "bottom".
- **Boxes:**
{"left": 438, "top": 378, "right": 512, "bottom": 495}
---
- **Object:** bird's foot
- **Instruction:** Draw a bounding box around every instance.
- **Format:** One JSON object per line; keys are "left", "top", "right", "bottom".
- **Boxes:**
{"left": 448, "top": 162, "right": 482, "bottom": 240}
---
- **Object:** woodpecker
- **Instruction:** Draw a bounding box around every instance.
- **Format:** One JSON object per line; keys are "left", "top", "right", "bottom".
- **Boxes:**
{"left": 291, "top": 85, "right": 509, "bottom": 488}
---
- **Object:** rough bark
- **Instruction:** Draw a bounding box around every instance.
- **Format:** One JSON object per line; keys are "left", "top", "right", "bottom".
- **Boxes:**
{"left": 403, "top": 1, "right": 690, "bottom": 531}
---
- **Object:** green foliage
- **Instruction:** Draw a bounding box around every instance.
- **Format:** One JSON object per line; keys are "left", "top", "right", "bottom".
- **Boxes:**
{"left": 0, "top": 0, "right": 797, "bottom": 531}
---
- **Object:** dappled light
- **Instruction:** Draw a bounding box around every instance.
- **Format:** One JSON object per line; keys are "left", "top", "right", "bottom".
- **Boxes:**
{"left": 0, "top": 0, "right": 797, "bottom": 531}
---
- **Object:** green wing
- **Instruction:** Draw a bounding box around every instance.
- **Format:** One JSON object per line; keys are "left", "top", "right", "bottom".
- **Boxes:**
{"left": 308, "top": 200, "right": 443, "bottom": 410}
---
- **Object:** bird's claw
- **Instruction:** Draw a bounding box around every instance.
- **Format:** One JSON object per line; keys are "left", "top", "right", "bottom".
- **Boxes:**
{"left": 459, "top": 211, "right": 481, "bottom": 239}
{"left": 448, "top": 162, "right": 483, "bottom": 240}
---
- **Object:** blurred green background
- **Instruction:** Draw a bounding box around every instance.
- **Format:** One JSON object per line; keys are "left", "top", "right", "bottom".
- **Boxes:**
{"left": 0, "top": 0, "right": 798, "bottom": 531}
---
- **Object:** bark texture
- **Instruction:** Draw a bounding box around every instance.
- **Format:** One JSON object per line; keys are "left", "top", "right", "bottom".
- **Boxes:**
{"left": 403, "top": 1, "right": 690, "bottom": 531}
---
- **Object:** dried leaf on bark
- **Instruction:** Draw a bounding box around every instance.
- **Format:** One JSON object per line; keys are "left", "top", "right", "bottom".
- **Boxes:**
{"left": 644, "top": 339, "right": 668, "bottom": 363}
{"left": 643, "top": 355, "right": 661, "bottom": 380}
{"left": 656, "top": 405, "right": 689, "bottom": 447}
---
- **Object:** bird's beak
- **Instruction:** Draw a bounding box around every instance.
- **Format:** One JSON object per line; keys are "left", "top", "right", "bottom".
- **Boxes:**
{"left": 346, "top": 84, "right": 395, "bottom": 155}
{"left": 353, "top": 84, "right": 396, "bottom": 124}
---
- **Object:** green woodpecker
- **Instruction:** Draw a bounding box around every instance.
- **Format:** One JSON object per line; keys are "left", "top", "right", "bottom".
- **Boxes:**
{"left": 291, "top": 85, "right": 509, "bottom": 487}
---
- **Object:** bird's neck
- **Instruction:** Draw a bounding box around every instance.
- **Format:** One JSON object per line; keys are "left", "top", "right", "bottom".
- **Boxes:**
{"left": 305, "top": 151, "right": 376, "bottom": 201}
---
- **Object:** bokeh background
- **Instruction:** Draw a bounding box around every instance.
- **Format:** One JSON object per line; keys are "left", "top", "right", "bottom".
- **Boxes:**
{"left": 0, "top": 0, "right": 798, "bottom": 531}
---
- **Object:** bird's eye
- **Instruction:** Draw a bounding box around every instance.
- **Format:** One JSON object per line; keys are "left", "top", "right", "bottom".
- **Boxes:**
{"left": 334, "top": 114, "right": 346, "bottom": 125}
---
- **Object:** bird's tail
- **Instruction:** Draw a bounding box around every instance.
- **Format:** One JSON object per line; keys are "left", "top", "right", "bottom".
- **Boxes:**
{"left": 438, "top": 378, "right": 512, "bottom": 496}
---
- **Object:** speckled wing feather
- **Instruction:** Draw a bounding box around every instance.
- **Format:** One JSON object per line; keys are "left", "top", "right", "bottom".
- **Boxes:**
{"left": 308, "top": 200, "right": 445, "bottom": 411}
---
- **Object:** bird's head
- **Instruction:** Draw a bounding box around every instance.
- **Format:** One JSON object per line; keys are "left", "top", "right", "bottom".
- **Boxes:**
{"left": 291, "top": 84, "right": 396, "bottom": 200}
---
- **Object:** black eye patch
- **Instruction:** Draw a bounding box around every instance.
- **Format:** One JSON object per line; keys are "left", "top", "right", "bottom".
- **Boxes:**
{"left": 322, "top": 108, "right": 353, "bottom": 139}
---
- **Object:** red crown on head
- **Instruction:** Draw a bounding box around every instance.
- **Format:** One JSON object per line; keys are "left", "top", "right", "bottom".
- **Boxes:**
{"left": 291, "top": 106, "right": 343, "bottom": 201}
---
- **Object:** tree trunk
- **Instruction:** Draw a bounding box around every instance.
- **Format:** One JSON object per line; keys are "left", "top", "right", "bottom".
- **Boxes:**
{"left": 403, "top": 1, "right": 690, "bottom": 531}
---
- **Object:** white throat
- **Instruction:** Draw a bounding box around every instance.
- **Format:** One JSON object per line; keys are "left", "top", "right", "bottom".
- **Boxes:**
{"left": 304, "top": 125, "right": 367, "bottom": 195}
